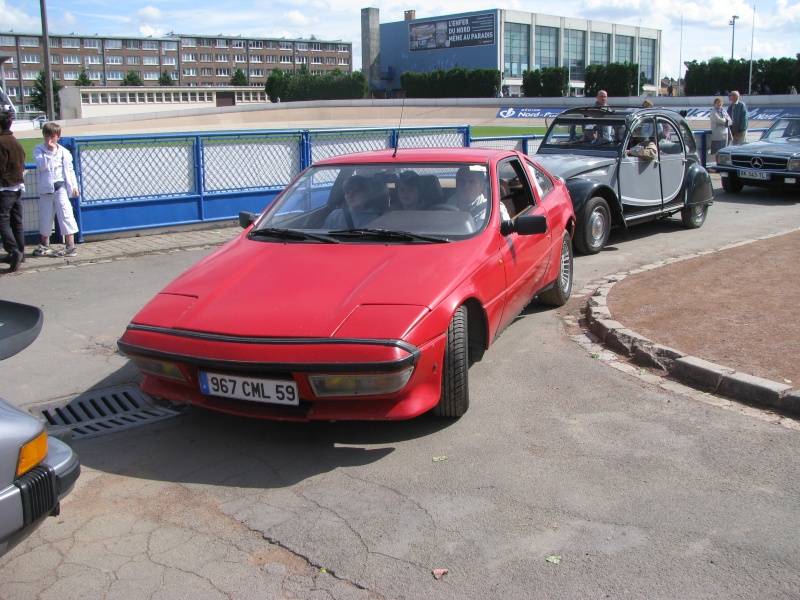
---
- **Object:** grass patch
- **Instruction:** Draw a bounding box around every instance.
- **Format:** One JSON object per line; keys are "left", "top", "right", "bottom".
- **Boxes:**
{"left": 471, "top": 125, "right": 547, "bottom": 137}
{"left": 18, "top": 138, "right": 40, "bottom": 160}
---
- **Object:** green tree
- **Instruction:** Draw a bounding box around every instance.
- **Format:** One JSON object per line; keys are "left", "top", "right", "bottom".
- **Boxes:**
{"left": 540, "top": 67, "right": 569, "bottom": 97}
{"left": 121, "top": 71, "right": 144, "bottom": 86}
{"left": 159, "top": 70, "right": 175, "bottom": 86}
{"left": 30, "top": 70, "right": 63, "bottom": 117}
{"left": 75, "top": 68, "right": 93, "bottom": 87}
{"left": 230, "top": 68, "right": 249, "bottom": 86}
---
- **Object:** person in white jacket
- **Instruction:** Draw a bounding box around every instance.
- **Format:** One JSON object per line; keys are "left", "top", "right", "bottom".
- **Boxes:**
{"left": 709, "top": 97, "right": 732, "bottom": 157}
{"left": 32, "top": 122, "right": 79, "bottom": 257}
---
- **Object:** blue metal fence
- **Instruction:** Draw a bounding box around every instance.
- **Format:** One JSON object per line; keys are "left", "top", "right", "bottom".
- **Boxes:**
{"left": 18, "top": 125, "right": 762, "bottom": 242}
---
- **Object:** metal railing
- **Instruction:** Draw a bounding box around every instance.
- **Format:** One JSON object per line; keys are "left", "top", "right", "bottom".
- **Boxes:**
{"left": 18, "top": 125, "right": 765, "bottom": 242}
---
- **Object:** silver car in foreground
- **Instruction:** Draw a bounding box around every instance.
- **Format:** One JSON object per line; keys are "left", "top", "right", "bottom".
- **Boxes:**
{"left": 713, "top": 116, "right": 800, "bottom": 193}
{"left": 0, "top": 300, "right": 80, "bottom": 557}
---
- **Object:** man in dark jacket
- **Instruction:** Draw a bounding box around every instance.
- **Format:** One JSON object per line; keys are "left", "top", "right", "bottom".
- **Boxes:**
{"left": 727, "top": 91, "right": 749, "bottom": 145}
{"left": 0, "top": 110, "right": 26, "bottom": 271}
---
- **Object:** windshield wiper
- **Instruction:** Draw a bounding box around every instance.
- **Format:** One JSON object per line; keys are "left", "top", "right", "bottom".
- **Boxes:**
{"left": 249, "top": 227, "right": 339, "bottom": 243}
{"left": 328, "top": 228, "right": 449, "bottom": 243}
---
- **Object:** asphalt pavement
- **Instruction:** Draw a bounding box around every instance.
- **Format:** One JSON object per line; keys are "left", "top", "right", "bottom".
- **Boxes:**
{"left": 2, "top": 220, "right": 797, "bottom": 417}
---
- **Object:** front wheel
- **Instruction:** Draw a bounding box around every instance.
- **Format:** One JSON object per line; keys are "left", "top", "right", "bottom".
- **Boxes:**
{"left": 721, "top": 174, "right": 744, "bottom": 193}
{"left": 575, "top": 196, "right": 611, "bottom": 255}
{"left": 433, "top": 306, "right": 469, "bottom": 418}
{"left": 538, "top": 232, "right": 574, "bottom": 306}
{"left": 681, "top": 203, "right": 708, "bottom": 229}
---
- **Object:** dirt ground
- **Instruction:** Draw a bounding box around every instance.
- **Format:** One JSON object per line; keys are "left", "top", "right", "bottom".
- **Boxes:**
{"left": 606, "top": 229, "right": 799, "bottom": 387}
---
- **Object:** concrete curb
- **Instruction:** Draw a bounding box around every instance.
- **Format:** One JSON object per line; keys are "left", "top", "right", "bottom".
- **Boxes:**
{"left": 580, "top": 230, "right": 800, "bottom": 417}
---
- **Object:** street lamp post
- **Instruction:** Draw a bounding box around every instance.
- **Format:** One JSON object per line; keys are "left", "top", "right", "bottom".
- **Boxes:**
{"left": 39, "top": 0, "right": 55, "bottom": 120}
{"left": 729, "top": 15, "right": 739, "bottom": 61}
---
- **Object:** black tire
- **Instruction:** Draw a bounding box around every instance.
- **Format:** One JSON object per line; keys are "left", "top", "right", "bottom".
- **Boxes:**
{"left": 539, "top": 232, "right": 574, "bottom": 306}
{"left": 574, "top": 196, "right": 611, "bottom": 255}
{"left": 681, "top": 203, "right": 708, "bottom": 229}
{"left": 433, "top": 305, "right": 469, "bottom": 418}
{"left": 721, "top": 174, "right": 744, "bottom": 193}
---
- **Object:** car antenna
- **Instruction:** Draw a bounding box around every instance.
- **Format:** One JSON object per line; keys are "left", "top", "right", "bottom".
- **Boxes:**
{"left": 393, "top": 96, "right": 405, "bottom": 158}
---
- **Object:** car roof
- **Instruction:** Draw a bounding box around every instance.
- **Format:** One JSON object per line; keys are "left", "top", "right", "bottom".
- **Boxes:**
{"left": 314, "top": 147, "right": 516, "bottom": 166}
{"left": 555, "top": 106, "right": 687, "bottom": 123}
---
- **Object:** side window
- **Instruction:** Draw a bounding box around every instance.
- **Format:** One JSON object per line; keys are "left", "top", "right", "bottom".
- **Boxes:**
{"left": 497, "top": 159, "right": 536, "bottom": 217}
{"left": 524, "top": 158, "right": 554, "bottom": 201}
{"left": 656, "top": 118, "right": 682, "bottom": 154}
{"left": 677, "top": 120, "right": 697, "bottom": 154}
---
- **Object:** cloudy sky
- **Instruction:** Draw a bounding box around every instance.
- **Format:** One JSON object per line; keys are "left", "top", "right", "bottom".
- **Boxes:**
{"left": 1, "top": 0, "right": 797, "bottom": 82}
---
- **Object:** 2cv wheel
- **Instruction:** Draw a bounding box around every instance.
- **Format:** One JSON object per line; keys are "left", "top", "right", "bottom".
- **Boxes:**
{"left": 575, "top": 196, "right": 611, "bottom": 255}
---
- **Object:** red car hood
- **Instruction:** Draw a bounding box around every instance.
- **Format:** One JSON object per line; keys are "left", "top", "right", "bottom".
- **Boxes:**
{"left": 133, "top": 234, "right": 493, "bottom": 339}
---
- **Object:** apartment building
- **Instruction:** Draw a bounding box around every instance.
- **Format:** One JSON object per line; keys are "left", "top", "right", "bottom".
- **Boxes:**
{"left": 0, "top": 32, "right": 352, "bottom": 113}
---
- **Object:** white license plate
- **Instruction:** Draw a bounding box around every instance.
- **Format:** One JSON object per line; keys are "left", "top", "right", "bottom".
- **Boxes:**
{"left": 199, "top": 372, "right": 299, "bottom": 406}
{"left": 738, "top": 169, "right": 770, "bottom": 180}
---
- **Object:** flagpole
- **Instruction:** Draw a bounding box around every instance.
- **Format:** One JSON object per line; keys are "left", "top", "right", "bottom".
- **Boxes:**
{"left": 677, "top": 15, "right": 683, "bottom": 97}
{"left": 748, "top": 5, "right": 755, "bottom": 95}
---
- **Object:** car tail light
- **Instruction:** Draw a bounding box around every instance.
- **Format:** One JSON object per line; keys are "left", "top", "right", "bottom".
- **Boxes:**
{"left": 17, "top": 431, "right": 48, "bottom": 477}
{"left": 308, "top": 368, "right": 414, "bottom": 397}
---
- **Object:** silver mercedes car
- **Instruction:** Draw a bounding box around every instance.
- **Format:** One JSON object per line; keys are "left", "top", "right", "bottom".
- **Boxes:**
{"left": 713, "top": 116, "right": 800, "bottom": 193}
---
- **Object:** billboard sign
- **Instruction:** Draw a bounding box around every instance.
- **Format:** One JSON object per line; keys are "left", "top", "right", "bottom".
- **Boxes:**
{"left": 409, "top": 14, "right": 495, "bottom": 51}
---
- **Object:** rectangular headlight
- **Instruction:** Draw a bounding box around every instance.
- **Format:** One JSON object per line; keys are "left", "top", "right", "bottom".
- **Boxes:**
{"left": 308, "top": 367, "right": 414, "bottom": 398}
{"left": 788, "top": 158, "right": 800, "bottom": 172}
{"left": 717, "top": 153, "right": 732, "bottom": 166}
{"left": 130, "top": 356, "right": 187, "bottom": 382}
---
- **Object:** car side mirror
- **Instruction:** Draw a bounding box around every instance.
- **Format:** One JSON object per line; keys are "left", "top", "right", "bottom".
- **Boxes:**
{"left": 239, "top": 211, "right": 256, "bottom": 229}
{"left": 500, "top": 214, "right": 548, "bottom": 236}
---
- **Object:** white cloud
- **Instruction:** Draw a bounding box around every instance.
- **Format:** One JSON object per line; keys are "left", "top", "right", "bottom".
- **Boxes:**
{"left": 283, "top": 10, "right": 311, "bottom": 27}
{"left": 137, "top": 6, "right": 166, "bottom": 23}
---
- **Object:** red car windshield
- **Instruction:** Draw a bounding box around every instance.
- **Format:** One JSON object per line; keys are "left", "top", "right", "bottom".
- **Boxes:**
{"left": 253, "top": 163, "right": 496, "bottom": 241}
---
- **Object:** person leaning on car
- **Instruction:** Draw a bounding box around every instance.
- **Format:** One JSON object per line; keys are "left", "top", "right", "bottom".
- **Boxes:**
{"left": 727, "top": 91, "right": 748, "bottom": 145}
{"left": 626, "top": 123, "right": 658, "bottom": 161}
{"left": 709, "top": 96, "right": 732, "bottom": 155}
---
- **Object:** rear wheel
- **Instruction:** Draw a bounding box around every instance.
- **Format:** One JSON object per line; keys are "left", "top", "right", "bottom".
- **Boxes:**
{"left": 575, "top": 196, "right": 611, "bottom": 255}
{"left": 681, "top": 203, "right": 708, "bottom": 229}
{"left": 433, "top": 305, "right": 469, "bottom": 418}
{"left": 539, "top": 232, "right": 574, "bottom": 306}
{"left": 721, "top": 174, "right": 744, "bottom": 193}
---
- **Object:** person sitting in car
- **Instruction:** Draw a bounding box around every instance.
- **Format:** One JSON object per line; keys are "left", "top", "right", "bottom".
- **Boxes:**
{"left": 324, "top": 175, "right": 380, "bottom": 229}
{"left": 626, "top": 123, "right": 658, "bottom": 161}
{"left": 393, "top": 170, "right": 425, "bottom": 210}
{"left": 446, "top": 166, "right": 509, "bottom": 223}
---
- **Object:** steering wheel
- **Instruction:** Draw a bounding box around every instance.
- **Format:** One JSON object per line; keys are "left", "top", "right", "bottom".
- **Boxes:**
{"left": 428, "top": 203, "right": 462, "bottom": 212}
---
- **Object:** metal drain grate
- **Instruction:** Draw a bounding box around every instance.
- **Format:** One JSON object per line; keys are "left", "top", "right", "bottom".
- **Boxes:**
{"left": 37, "top": 385, "right": 182, "bottom": 440}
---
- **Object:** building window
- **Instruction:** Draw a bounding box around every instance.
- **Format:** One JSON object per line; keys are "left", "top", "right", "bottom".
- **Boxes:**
{"left": 280, "top": 55, "right": 293, "bottom": 64}
{"left": 267, "top": 41, "right": 277, "bottom": 49}
{"left": 563, "top": 29, "right": 586, "bottom": 81}
{"left": 0, "top": 36, "right": 14, "bottom": 46}
{"left": 503, "top": 23, "right": 529, "bottom": 78}
{"left": 232, "top": 40, "right": 245, "bottom": 49}
{"left": 234, "top": 54, "right": 247, "bottom": 62}
{"left": 162, "top": 41, "right": 178, "bottom": 51}
{"left": 280, "top": 42, "right": 293, "bottom": 50}
{"left": 327, "top": 44, "right": 336, "bottom": 51}
{"left": 216, "top": 39, "right": 228, "bottom": 48}
{"left": 215, "top": 54, "right": 229, "bottom": 62}
{"left": 21, "top": 54, "right": 41, "bottom": 64}
{"left": 201, "top": 68, "right": 213, "bottom": 76}
{"left": 4, "top": 86, "right": 19, "bottom": 96}
{"left": 62, "top": 71, "right": 79, "bottom": 81}
{"left": 198, "top": 38, "right": 212, "bottom": 47}
{"left": 126, "top": 40, "right": 140, "bottom": 50}
{"left": 84, "top": 39, "right": 99, "bottom": 49}
{"left": 182, "top": 67, "right": 198, "bottom": 76}
{"left": 105, "top": 39, "right": 122, "bottom": 49}
{"left": 249, "top": 40, "right": 263, "bottom": 49}
{"left": 534, "top": 26, "right": 558, "bottom": 70}
{"left": 49, "top": 38, "right": 59, "bottom": 48}
{"left": 85, "top": 55, "right": 101, "bottom": 65}
{"left": 143, "top": 56, "right": 159, "bottom": 65}
{"left": 142, "top": 40, "right": 158, "bottom": 50}
{"left": 61, "top": 38, "right": 80, "bottom": 48}
{"left": 63, "top": 55, "right": 81, "bottom": 64}
{"left": 296, "top": 56, "right": 307, "bottom": 64}
{"left": 127, "top": 56, "right": 141, "bottom": 65}
{"left": 266, "top": 55, "right": 277, "bottom": 63}
{"left": 50, "top": 55, "right": 59, "bottom": 64}
{"left": 338, "top": 57, "right": 349, "bottom": 65}
{"left": 590, "top": 32, "right": 610, "bottom": 66}
{"left": 312, "top": 56, "right": 323, "bottom": 65}
{"left": 3, "top": 69, "right": 19, "bottom": 79}
{"left": 311, "top": 43, "right": 322, "bottom": 52}
{"left": 23, "top": 86, "right": 36, "bottom": 96}
{"left": 639, "top": 38, "right": 656, "bottom": 85}
{"left": 162, "top": 57, "right": 177, "bottom": 66}
{"left": 88, "top": 70, "right": 103, "bottom": 81}
{"left": 296, "top": 43, "right": 308, "bottom": 51}
{"left": 22, "top": 71, "right": 39, "bottom": 80}
{"left": 181, "top": 38, "right": 196, "bottom": 47}
{"left": 216, "top": 68, "right": 230, "bottom": 77}
{"left": 106, "top": 71, "right": 124, "bottom": 80}
{"left": 326, "top": 57, "right": 336, "bottom": 65}
{"left": 338, "top": 44, "right": 349, "bottom": 53}
{"left": 249, "top": 68, "right": 264, "bottom": 77}
{"left": 19, "top": 37, "right": 39, "bottom": 47}
{"left": 106, "top": 56, "right": 123, "bottom": 65}
{"left": 615, "top": 35, "right": 634, "bottom": 64}
{"left": 182, "top": 53, "right": 197, "bottom": 62}
{"left": 250, "top": 54, "right": 263, "bottom": 63}
{"left": 200, "top": 53, "right": 213, "bottom": 62}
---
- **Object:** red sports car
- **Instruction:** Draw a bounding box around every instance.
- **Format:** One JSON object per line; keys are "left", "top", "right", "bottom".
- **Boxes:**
{"left": 118, "top": 148, "right": 575, "bottom": 421}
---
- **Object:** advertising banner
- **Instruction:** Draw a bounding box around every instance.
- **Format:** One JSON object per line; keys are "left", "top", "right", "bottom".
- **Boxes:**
{"left": 495, "top": 106, "right": 800, "bottom": 121}
{"left": 409, "top": 14, "right": 495, "bottom": 51}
